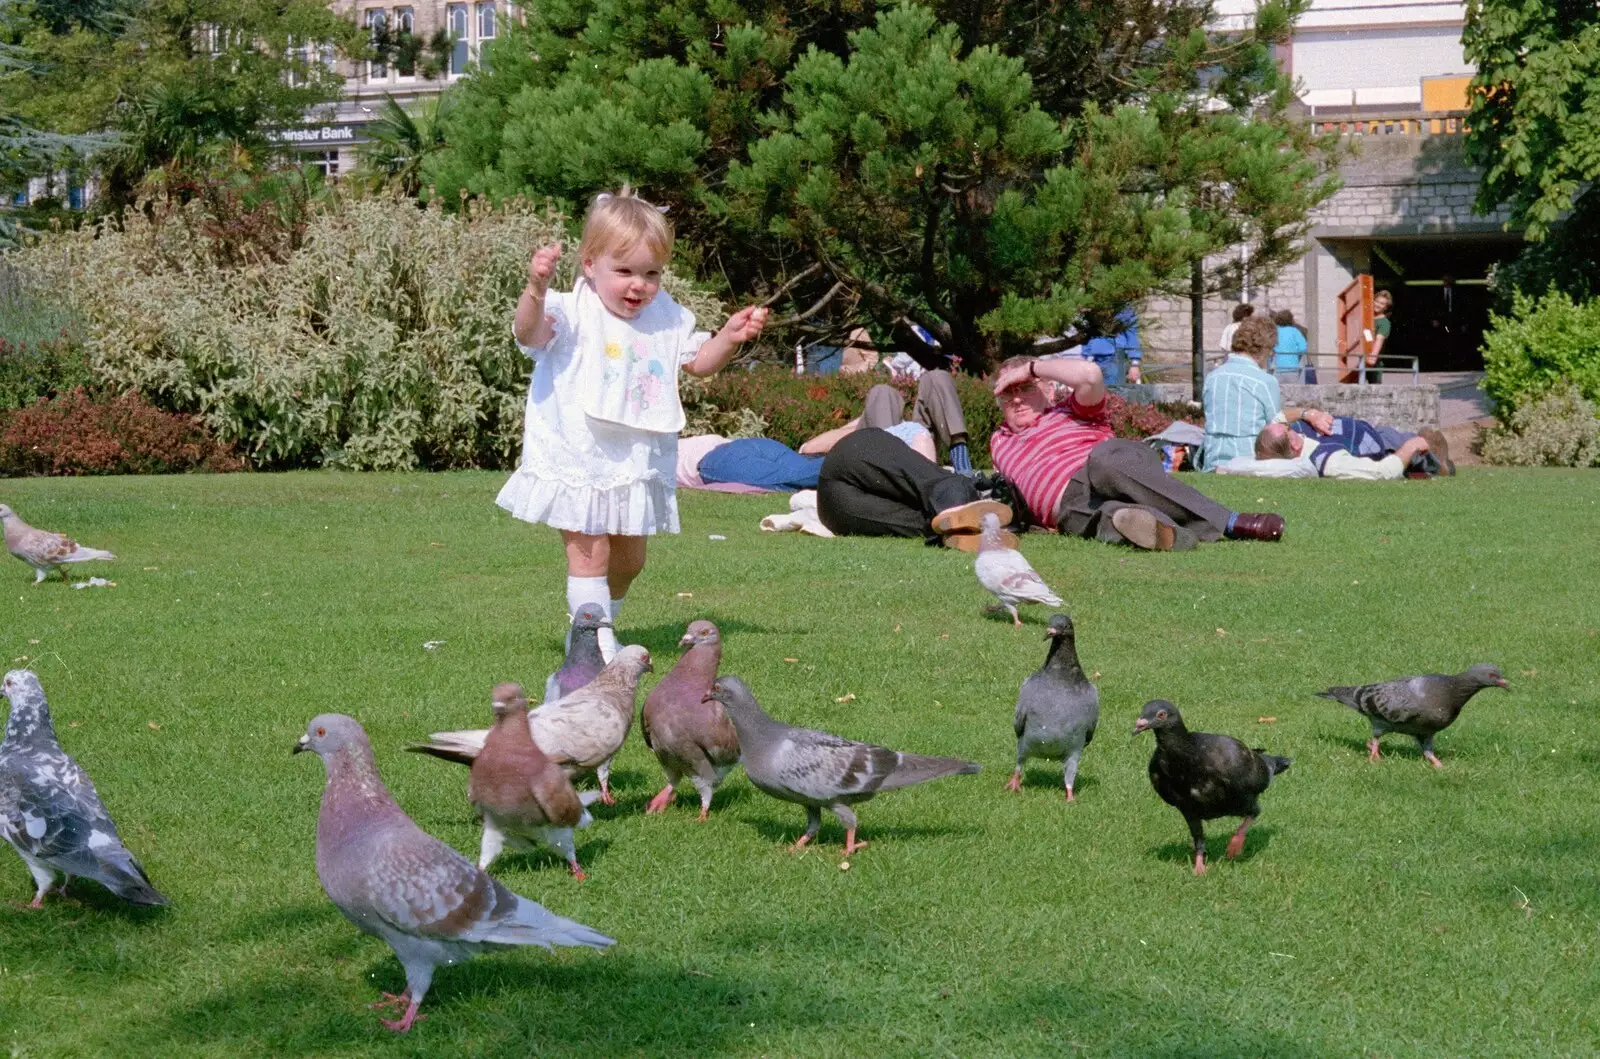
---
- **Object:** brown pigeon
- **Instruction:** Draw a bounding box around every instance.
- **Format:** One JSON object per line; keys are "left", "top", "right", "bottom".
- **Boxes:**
{"left": 409, "top": 646, "right": 652, "bottom": 804}
{"left": 642, "top": 621, "right": 740, "bottom": 820}
{"left": 469, "top": 683, "right": 597, "bottom": 879}
{"left": 0, "top": 504, "right": 115, "bottom": 584}
{"left": 1316, "top": 663, "right": 1510, "bottom": 767}
{"left": 707, "top": 676, "right": 980, "bottom": 855}
{"left": 295, "top": 714, "right": 613, "bottom": 1033}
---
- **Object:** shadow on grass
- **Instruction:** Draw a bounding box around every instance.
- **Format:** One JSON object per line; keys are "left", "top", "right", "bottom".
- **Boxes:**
{"left": 742, "top": 813, "right": 979, "bottom": 848}
{"left": 1322, "top": 732, "right": 1439, "bottom": 763}
{"left": 1010, "top": 769, "right": 1099, "bottom": 797}
{"left": 123, "top": 949, "right": 832, "bottom": 1056}
{"left": 1150, "top": 825, "right": 1279, "bottom": 869}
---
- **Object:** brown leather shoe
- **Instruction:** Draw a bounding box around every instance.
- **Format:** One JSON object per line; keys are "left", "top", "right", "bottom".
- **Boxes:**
{"left": 1228, "top": 513, "right": 1285, "bottom": 542}
{"left": 944, "top": 528, "right": 1018, "bottom": 552}
{"left": 1418, "top": 428, "right": 1455, "bottom": 475}
{"left": 1110, "top": 507, "right": 1176, "bottom": 551}
{"left": 931, "top": 499, "right": 1013, "bottom": 535}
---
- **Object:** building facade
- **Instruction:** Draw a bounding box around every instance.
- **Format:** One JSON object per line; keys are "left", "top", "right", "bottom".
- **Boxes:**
{"left": 1145, "top": 0, "right": 1517, "bottom": 378}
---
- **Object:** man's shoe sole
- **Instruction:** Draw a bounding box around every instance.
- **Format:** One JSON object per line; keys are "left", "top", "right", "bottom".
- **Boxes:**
{"left": 944, "top": 528, "right": 1018, "bottom": 552}
{"left": 1110, "top": 508, "right": 1176, "bottom": 551}
{"left": 931, "top": 500, "right": 1013, "bottom": 535}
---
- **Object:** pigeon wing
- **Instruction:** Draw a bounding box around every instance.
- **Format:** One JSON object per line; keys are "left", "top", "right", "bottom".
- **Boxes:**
{"left": 1357, "top": 679, "right": 1433, "bottom": 727}
{"left": 14, "top": 529, "right": 77, "bottom": 567}
{"left": 978, "top": 551, "right": 1061, "bottom": 606}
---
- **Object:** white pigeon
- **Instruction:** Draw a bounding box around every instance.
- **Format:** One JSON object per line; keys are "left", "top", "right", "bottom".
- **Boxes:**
{"left": 0, "top": 504, "right": 116, "bottom": 584}
{"left": 974, "top": 512, "right": 1061, "bottom": 626}
{"left": 295, "top": 713, "right": 614, "bottom": 1033}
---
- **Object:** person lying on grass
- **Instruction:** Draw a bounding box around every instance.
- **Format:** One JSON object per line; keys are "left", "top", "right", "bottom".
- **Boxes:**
{"left": 986, "top": 355, "right": 1285, "bottom": 551}
{"left": 1253, "top": 421, "right": 1445, "bottom": 480}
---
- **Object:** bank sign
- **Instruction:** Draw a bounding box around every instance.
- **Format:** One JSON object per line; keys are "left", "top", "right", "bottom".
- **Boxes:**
{"left": 271, "top": 125, "right": 362, "bottom": 145}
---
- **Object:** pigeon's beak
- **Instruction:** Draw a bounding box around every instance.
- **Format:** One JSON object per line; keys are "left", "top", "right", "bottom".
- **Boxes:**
{"left": 1495, "top": 677, "right": 1511, "bottom": 689}
{"left": 1132, "top": 718, "right": 1151, "bottom": 736}
{"left": 679, "top": 633, "right": 695, "bottom": 647}
{"left": 292, "top": 734, "right": 310, "bottom": 755}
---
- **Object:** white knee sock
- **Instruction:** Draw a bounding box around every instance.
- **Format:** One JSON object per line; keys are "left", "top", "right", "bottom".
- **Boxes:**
{"left": 566, "top": 575, "right": 613, "bottom": 657}
{"left": 601, "top": 595, "right": 624, "bottom": 662}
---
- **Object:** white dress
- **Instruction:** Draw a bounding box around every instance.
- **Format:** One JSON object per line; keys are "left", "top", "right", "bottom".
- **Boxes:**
{"left": 497, "top": 285, "right": 705, "bottom": 536}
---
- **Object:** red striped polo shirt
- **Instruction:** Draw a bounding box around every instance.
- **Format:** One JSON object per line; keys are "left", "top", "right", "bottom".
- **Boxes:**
{"left": 990, "top": 395, "right": 1113, "bottom": 528}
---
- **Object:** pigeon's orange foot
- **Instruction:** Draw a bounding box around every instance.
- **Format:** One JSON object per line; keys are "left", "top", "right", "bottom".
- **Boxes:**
{"left": 843, "top": 830, "right": 870, "bottom": 856}
{"left": 788, "top": 834, "right": 813, "bottom": 854}
{"left": 1366, "top": 740, "right": 1382, "bottom": 763}
{"left": 645, "top": 786, "right": 675, "bottom": 814}
{"left": 1423, "top": 751, "right": 1445, "bottom": 769}
{"left": 568, "top": 862, "right": 587, "bottom": 882}
{"left": 379, "top": 1003, "right": 424, "bottom": 1034}
{"left": 696, "top": 807, "right": 710, "bottom": 823}
{"left": 599, "top": 788, "right": 618, "bottom": 807}
{"left": 1225, "top": 833, "right": 1247, "bottom": 859}
{"left": 369, "top": 991, "right": 409, "bottom": 1012}
{"left": 1192, "top": 855, "right": 1208, "bottom": 876}
{"left": 1064, "top": 786, "right": 1075, "bottom": 803}
{"left": 1005, "top": 770, "right": 1023, "bottom": 793}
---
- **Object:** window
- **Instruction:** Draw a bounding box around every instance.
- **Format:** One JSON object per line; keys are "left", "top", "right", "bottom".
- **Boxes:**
{"left": 394, "top": 7, "right": 415, "bottom": 77}
{"left": 477, "top": 3, "right": 495, "bottom": 40}
{"left": 302, "top": 150, "right": 340, "bottom": 179}
{"left": 68, "top": 186, "right": 85, "bottom": 210}
{"left": 447, "top": 4, "right": 469, "bottom": 75}
{"left": 364, "top": 8, "right": 388, "bottom": 81}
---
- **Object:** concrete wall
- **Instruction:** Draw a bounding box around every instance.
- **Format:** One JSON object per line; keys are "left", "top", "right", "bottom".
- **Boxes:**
{"left": 1113, "top": 383, "right": 1441, "bottom": 430}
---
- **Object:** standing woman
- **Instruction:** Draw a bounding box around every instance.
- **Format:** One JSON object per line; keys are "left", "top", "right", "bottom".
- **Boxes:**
{"left": 1361, "top": 290, "right": 1392, "bottom": 384}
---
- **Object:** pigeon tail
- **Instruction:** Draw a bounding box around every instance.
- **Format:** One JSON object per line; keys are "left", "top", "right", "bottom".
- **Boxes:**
{"left": 407, "top": 731, "right": 486, "bottom": 766}
{"left": 876, "top": 753, "right": 983, "bottom": 791}
{"left": 1315, "top": 688, "right": 1362, "bottom": 711}
{"left": 476, "top": 895, "right": 616, "bottom": 950}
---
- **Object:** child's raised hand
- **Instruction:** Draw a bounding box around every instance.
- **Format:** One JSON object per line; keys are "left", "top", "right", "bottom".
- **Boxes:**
{"left": 718, "top": 305, "right": 770, "bottom": 344}
{"left": 527, "top": 244, "right": 562, "bottom": 298}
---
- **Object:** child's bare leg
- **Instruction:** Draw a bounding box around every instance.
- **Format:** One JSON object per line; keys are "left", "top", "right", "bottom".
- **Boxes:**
{"left": 604, "top": 535, "right": 646, "bottom": 650}
{"left": 562, "top": 531, "right": 620, "bottom": 660}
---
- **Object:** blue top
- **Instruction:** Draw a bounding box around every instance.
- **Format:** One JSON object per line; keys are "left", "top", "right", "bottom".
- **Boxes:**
{"left": 1272, "top": 325, "right": 1307, "bottom": 372}
{"left": 1201, "top": 354, "right": 1283, "bottom": 469}
{"left": 1081, "top": 307, "right": 1142, "bottom": 364}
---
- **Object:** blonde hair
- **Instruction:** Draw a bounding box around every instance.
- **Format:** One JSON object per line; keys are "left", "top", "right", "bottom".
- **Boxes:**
{"left": 577, "top": 186, "right": 674, "bottom": 264}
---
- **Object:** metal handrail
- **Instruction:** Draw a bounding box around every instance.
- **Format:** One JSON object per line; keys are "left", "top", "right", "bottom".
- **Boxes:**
{"left": 1134, "top": 353, "right": 1422, "bottom": 385}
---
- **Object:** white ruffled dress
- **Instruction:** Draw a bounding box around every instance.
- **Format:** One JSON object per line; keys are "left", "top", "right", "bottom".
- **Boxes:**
{"left": 496, "top": 281, "right": 706, "bottom": 536}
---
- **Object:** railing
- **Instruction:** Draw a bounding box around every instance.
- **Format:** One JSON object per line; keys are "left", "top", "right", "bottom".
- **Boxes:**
{"left": 1138, "top": 352, "right": 1422, "bottom": 386}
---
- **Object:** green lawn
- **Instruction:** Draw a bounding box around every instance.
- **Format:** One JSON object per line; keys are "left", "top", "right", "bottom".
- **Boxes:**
{"left": 1, "top": 469, "right": 1596, "bottom": 1057}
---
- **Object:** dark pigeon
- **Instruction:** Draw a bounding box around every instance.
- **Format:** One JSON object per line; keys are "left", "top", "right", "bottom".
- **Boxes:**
{"left": 707, "top": 676, "right": 980, "bottom": 855}
{"left": 642, "top": 621, "right": 740, "bottom": 821}
{"left": 1009, "top": 613, "right": 1099, "bottom": 801}
{"left": 0, "top": 670, "right": 168, "bottom": 907}
{"left": 544, "top": 604, "right": 610, "bottom": 704}
{"left": 295, "top": 714, "right": 613, "bottom": 1033}
{"left": 1316, "top": 663, "right": 1509, "bottom": 768}
{"left": 1135, "top": 699, "right": 1291, "bottom": 876}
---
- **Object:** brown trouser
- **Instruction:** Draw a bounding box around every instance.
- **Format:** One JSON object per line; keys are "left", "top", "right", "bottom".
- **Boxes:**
{"left": 861, "top": 370, "right": 967, "bottom": 454}
{"left": 1055, "top": 438, "right": 1233, "bottom": 549}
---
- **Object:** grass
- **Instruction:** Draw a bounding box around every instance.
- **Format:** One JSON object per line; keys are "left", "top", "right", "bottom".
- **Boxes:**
{"left": 0, "top": 468, "right": 1597, "bottom": 1057}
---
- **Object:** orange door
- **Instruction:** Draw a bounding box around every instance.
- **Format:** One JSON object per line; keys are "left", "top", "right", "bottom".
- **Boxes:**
{"left": 1336, "top": 274, "right": 1374, "bottom": 383}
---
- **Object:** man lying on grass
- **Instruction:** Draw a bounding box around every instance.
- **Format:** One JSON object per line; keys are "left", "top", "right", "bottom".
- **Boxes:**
{"left": 987, "top": 356, "right": 1285, "bottom": 551}
{"left": 1252, "top": 419, "right": 1449, "bottom": 480}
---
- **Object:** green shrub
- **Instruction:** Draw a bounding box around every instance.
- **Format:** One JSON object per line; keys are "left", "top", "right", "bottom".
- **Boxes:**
{"left": 1480, "top": 380, "right": 1600, "bottom": 468}
{"left": 12, "top": 189, "right": 725, "bottom": 470}
{"left": 0, "top": 262, "right": 93, "bottom": 411}
{"left": 1480, "top": 289, "right": 1600, "bottom": 417}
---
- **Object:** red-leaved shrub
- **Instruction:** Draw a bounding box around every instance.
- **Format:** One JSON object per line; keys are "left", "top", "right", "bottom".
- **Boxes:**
{"left": 0, "top": 389, "right": 245, "bottom": 476}
{"left": 693, "top": 368, "right": 1200, "bottom": 468}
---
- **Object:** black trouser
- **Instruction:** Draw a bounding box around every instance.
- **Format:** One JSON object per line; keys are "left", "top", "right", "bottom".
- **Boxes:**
{"left": 817, "top": 428, "right": 980, "bottom": 540}
{"left": 1056, "top": 438, "right": 1233, "bottom": 548}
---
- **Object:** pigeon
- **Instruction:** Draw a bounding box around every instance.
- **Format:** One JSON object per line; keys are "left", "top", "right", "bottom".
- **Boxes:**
{"left": 0, "top": 504, "right": 116, "bottom": 585}
{"left": 642, "top": 620, "right": 740, "bottom": 820}
{"left": 1135, "top": 699, "right": 1291, "bottom": 876}
{"left": 0, "top": 670, "right": 168, "bottom": 907}
{"left": 410, "top": 646, "right": 652, "bottom": 804}
{"left": 544, "top": 604, "right": 609, "bottom": 704}
{"left": 295, "top": 713, "right": 614, "bottom": 1033}
{"left": 707, "top": 675, "right": 980, "bottom": 854}
{"left": 469, "top": 683, "right": 599, "bottom": 879}
{"left": 974, "top": 511, "right": 1061, "bottom": 626}
{"left": 1316, "top": 663, "right": 1510, "bottom": 768}
{"left": 1008, "top": 613, "right": 1099, "bottom": 801}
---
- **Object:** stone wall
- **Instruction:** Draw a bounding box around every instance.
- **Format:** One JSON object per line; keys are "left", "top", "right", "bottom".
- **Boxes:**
{"left": 1112, "top": 382, "right": 1441, "bottom": 430}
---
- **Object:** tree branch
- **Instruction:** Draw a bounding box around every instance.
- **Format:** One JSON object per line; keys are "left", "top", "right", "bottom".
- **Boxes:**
{"left": 758, "top": 262, "right": 823, "bottom": 308}
{"left": 772, "top": 281, "right": 847, "bottom": 327}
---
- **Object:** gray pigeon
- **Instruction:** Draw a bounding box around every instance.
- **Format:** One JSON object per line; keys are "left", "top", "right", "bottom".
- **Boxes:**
{"left": 1009, "top": 613, "right": 1099, "bottom": 801}
{"left": 295, "top": 714, "right": 613, "bottom": 1033}
{"left": 0, "top": 670, "right": 168, "bottom": 907}
{"left": 974, "top": 512, "right": 1061, "bottom": 626}
{"left": 544, "top": 604, "right": 609, "bottom": 704}
{"left": 1136, "top": 699, "right": 1291, "bottom": 876}
{"left": 1316, "top": 663, "right": 1510, "bottom": 767}
{"left": 643, "top": 620, "right": 740, "bottom": 820}
{"left": 706, "top": 676, "right": 980, "bottom": 854}
{"left": 410, "top": 646, "right": 653, "bottom": 804}
{"left": 0, "top": 504, "right": 116, "bottom": 584}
